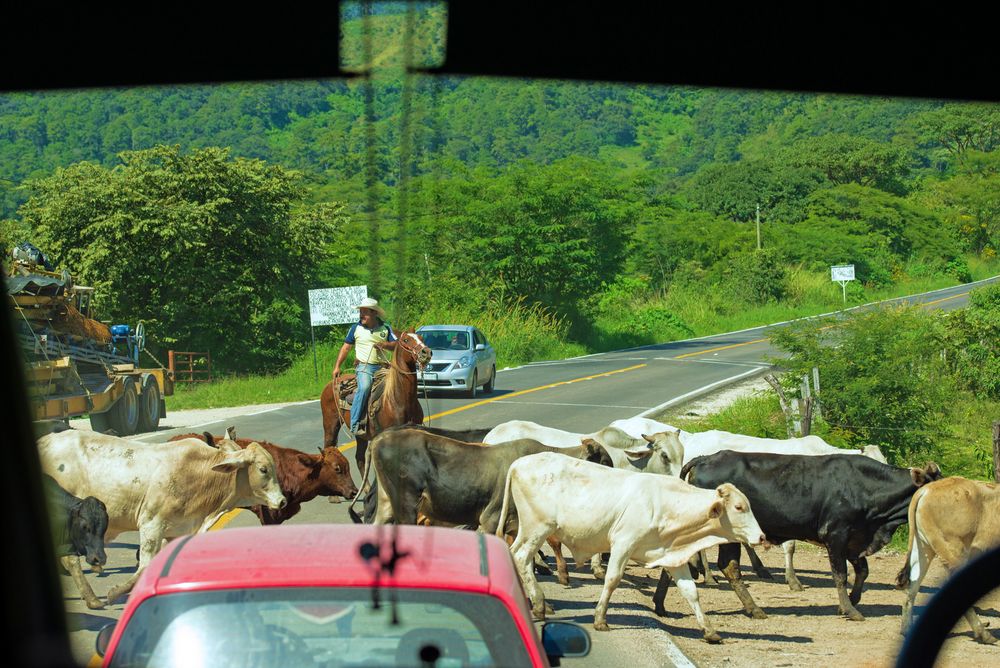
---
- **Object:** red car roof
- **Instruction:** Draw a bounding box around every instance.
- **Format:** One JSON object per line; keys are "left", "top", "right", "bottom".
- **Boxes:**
{"left": 108, "top": 524, "right": 547, "bottom": 666}
{"left": 146, "top": 524, "right": 511, "bottom": 593}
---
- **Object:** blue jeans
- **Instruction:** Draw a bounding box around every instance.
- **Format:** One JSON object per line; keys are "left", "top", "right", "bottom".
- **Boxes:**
{"left": 350, "top": 363, "right": 381, "bottom": 433}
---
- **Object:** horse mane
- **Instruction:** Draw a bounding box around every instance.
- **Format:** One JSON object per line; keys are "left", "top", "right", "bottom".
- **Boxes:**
{"left": 383, "top": 329, "right": 417, "bottom": 402}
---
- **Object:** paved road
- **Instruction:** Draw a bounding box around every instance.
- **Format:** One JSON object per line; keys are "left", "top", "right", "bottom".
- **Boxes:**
{"left": 61, "top": 276, "right": 998, "bottom": 667}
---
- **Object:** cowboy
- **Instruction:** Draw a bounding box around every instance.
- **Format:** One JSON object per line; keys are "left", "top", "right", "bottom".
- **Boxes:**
{"left": 333, "top": 297, "right": 397, "bottom": 436}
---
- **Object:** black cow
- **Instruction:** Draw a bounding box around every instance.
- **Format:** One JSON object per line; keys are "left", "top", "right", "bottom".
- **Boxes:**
{"left": 44, "top": 474, "right": 110, "bottom": 610}
{"left": 367, "top": 427, "right": 613, "bottom": 533}
{"left": 673, "top": 453, "right": 941, "bottom": 621}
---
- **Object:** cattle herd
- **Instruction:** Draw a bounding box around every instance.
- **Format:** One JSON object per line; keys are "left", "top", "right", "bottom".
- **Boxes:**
{"left": 35, "top": 412, "right": 1000, "bottom": 648}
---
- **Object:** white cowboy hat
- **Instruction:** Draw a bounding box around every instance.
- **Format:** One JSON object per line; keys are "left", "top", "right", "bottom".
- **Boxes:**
{"left": 354, "top": 297, "right": 386, "bottom": 318}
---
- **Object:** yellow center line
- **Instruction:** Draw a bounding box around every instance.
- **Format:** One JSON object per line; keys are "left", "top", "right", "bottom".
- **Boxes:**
{"left": 673, "top": 337, "right": 770, "bottom": 359}
{"left": 337, "top": 363, "right": 648, "bottom": 453}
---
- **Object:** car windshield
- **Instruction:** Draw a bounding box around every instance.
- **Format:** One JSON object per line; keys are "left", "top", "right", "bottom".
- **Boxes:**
{"left": 421, "top": 331, "right": 470, "bottom": 351}
{"left": 108, "top": 587, "right": 532, "bottom": 668}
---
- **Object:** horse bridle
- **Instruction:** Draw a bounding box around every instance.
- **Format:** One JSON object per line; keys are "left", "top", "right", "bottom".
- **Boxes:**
{"left": 394, "top": 333, "right": 431, "bottom": 370}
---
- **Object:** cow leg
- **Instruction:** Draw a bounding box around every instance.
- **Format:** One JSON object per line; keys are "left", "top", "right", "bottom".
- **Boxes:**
{"left": 593, "top": 548, "right": 630, "bottom": 631}
{"left": 718, "top": 543, "right": 766, "bottom": 619}
{"left": 928, "top": 540, "right": 997, "bottom": 644}
{"left": 652, "top": 569, "right": 671, "bottom": 616}
{"left": 372, "top": 478, "right": 395, "bottom": 525}
{"left": 783, "top": 540, "right": 804, "bottom": 591}
{"left": 668, "top": 565, "right": 722, "bottom": 644}
{"left": 590, "top": 553, "right": 606, "bottom": 581}
{"left": 700, "top": 550, "right": 718, "bottom": 586}
{"left": 847, "top": 555, "right": 868, "bottom": 606}
{"left": 827, "top": 542, "right": 864, "bottom": 621}
{"left": 511, "top": 529, "right": 550, "bottom": 621}
{"left": 745, "top": 543, "right": 773, "bottom": 580}
{"left": 62, "top": 555, "right": 103, "bottom": 610}
{"left": 547, "top": 536, "right": 569, "bottom": 585}
{"left": 107, "top": 522, "right": 164, "bottom": 606}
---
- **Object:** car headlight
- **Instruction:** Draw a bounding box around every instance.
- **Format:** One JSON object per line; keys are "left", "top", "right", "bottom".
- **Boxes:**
{"left": 456, "top": 354, "right": 474, "bottom": 369}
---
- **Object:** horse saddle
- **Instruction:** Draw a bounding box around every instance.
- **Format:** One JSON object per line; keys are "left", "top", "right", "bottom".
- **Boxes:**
{"left": 336, "top": 368, "right": 389, "bottom": 429}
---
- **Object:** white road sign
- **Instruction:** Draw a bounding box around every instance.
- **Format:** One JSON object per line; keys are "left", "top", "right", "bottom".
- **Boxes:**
{"left": 831, "top": 265, "right": 855, "bottom": 282}
{"left": 308, "top": 285, "right": 367, "bottom": 326}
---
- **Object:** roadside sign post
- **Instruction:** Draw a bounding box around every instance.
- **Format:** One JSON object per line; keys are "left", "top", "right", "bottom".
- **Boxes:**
{"left": 307, "top": 285, "right": 368, "bottom": 380}
{"left": 831, "top": 264, "right": 855, "bottom": 303}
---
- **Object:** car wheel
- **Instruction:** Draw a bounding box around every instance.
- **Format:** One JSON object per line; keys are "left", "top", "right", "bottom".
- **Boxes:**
{"left": 467, "top": 371, "right": 478, "bottom": 399}
{"left": 484, "top": 365, "right": 495, "bottom": 394}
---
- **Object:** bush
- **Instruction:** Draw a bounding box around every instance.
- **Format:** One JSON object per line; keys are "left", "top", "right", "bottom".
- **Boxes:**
{"left": 724, "top": 248, "right": 788, "bottom": 305}
{"left": 946, "top": 283, "right": 1000, "bottom": 399}
{"left": 768, "top": 306, "right": 952, "bottom": 464}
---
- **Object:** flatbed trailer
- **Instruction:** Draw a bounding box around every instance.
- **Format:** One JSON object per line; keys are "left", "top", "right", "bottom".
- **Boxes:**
{"left": 9, "top": 256, "right": 174, "bottom": 435}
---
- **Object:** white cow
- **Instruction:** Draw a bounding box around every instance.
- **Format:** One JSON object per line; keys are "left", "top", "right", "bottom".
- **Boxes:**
{"left": 498, "top": 452, "right": 765, "bottom": 641}
{"left": 37, "top": 429, "right": 286, "bottom": 606}
{"left": 488, "top": 417, "right": 887, "bottom": 588}
{"left": 484, "top": 420, "right": 684, "bottom": 476}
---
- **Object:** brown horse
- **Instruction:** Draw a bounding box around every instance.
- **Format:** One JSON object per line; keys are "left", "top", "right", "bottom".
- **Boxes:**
{"left": 319, "top": 330, "right": 432, "bottom": 476}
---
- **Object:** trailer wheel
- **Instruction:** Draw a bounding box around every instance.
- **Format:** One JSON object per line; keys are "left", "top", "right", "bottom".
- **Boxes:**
{"left": 109, "top": 377, "right": 140, "bottom": 436}
{"left": 137, "top": 374, "right": 162, "bottom": 433}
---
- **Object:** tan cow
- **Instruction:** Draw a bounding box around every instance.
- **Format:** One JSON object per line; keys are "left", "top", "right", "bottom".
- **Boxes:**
{"left": 37, "top": 428, "right": 286, "bottom": 607}
{"left": 896, "top": 476, "right": 1000, "bottom": 644}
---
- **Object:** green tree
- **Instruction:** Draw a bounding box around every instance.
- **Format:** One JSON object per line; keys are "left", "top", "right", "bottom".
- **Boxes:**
{"left": 782, "top": 134, "right": 911, "bottom": 194}
{"left": 683, "top": 159, "right": 824, "bottom": 223}
{"left": 16, "top": 145, "right": 349, "bottom": 372}
{"left": 944, "top": 283, "right": 1000, "bottom": 399}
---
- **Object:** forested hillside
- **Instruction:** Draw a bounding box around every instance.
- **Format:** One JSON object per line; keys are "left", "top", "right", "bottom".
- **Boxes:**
{"left": 2, "top": 5, "right": 999, "bottom": 373}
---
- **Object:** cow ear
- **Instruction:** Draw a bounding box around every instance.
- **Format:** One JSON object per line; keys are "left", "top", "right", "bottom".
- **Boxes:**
{"left": 624, "top": 447, "right": 651, "bottom": 461}
{"left": 298, "top": 452, "right": 321, "bottom": 468}
{"left": 642, "top": 433, "right": 655, "bottom": 443}
{"left": 716, "top": 484, "right": 732, "bottom": 499}
{"left": 212, "top": 449, "right": 251, "bottom": 473}
{"left": 911, "top": 462, "right": 942, "bottom": 486}
{"left": 708, "top": 500, "right": 724, "bottom": 519}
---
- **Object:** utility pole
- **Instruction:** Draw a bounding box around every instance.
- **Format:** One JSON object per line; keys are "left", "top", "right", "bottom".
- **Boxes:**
{"left": 756, "top": 204, "right": 761, "bottom": 250}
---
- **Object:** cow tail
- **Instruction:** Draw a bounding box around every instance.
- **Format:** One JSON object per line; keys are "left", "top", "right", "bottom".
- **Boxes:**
{"left": 895, "top": 487, "right": 923, "bottom": 589}
{"left": 496, "top": 465, "right": 515, "bottom": 539}
{"left": 347, "top": 440, "right": 375, "bottom": 521}
{"left": 679, "top": 455, "right": 707, "bottom": 482}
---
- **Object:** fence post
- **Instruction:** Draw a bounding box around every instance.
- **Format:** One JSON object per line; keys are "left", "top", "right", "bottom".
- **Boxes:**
{"left": 993, "top": 421, "right": 1000, "bottom": 484}
{"left": 812, "top": 367, "right": 822, "bottom": 420}
{"left": 168, "top": 350, "right": 175, "bottom": 377}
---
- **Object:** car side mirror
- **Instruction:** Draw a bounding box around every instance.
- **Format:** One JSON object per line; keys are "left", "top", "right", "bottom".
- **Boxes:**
{"left": 541, "top": 621, "right": 590, "bottom": 663}
{"left": 475, "top": 343, "right": 486, "bottom": 351}
{"left": 95, "top": 622, "right": 116, "bottom": 657}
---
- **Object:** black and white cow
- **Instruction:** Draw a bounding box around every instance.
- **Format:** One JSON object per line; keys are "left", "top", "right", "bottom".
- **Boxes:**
{"left": 677, "top": 452, "right": 941, "bottom": 621}
{"left": 44, "top": 475, "right": 110, "bottom": 610}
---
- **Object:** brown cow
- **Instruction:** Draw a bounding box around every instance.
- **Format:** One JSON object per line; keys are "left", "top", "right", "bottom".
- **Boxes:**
{"left": 896, "top": 476, "right": 1000, "bottom": 644}
{"left": 170, "top": 431, "right": 358, "bottom": 524}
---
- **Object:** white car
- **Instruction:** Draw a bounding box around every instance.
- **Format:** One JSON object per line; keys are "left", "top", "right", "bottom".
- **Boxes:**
{"left": 415, "top": 325, "right": 497, "bottom": 398}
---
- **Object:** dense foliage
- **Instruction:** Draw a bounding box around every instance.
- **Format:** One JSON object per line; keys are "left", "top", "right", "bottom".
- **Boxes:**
{"left": 1, "top": 6, "right": 999, "bottom": 373}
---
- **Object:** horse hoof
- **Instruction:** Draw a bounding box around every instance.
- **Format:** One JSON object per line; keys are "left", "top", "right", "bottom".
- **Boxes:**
{"left": 978, "top": 633, "right": 998, "bottom": 645}
{"left": 85, "top": 598, "right": 105, "bottom": 611}
{"left": 750, "top": 608, "right": 768, "bottom": 620}
{"left": 703, "top": 631, "right": 722, "bottom": 644}
{"left": 594, "top": 621, "right": 610, "bottom": 632}
{"left": 788, "top": 581, "right": 804, "bottom": 592}
{"left": 846, "top": 609, "right": 865, "bottom": 622}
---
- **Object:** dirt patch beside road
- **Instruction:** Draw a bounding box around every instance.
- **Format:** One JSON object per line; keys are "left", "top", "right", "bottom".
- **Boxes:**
{"left": 535, "top": 542, "right": 999, "bottom": 668}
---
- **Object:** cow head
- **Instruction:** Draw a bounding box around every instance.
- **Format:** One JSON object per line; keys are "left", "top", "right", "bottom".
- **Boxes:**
{"left": 581, "top": 440, "right": 615, "bottom": 467}
{"left": 212, "top": 442, "right": 287, "bottom": 510}
{"left": 70, "top": 496, "right": 109, "bottom": 572}
{"left": 709, "top": 483, "right": 766, "bottom": 547}
{"left": 310, "top": 446, "right": 360, "bottom": 499}
{"left": 622, "top": 430, "right": 685, "bottom": 476}
{"left": 910, "top": 462, "right": 942, "bottom": 487}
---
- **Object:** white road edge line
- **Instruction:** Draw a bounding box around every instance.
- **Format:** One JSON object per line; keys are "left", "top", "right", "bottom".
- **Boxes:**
{"left": 660, "top": 634, "right": 698, "bottom": 668}
{"left": 637, "top": 366, "right": 768, "bottom": 418}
